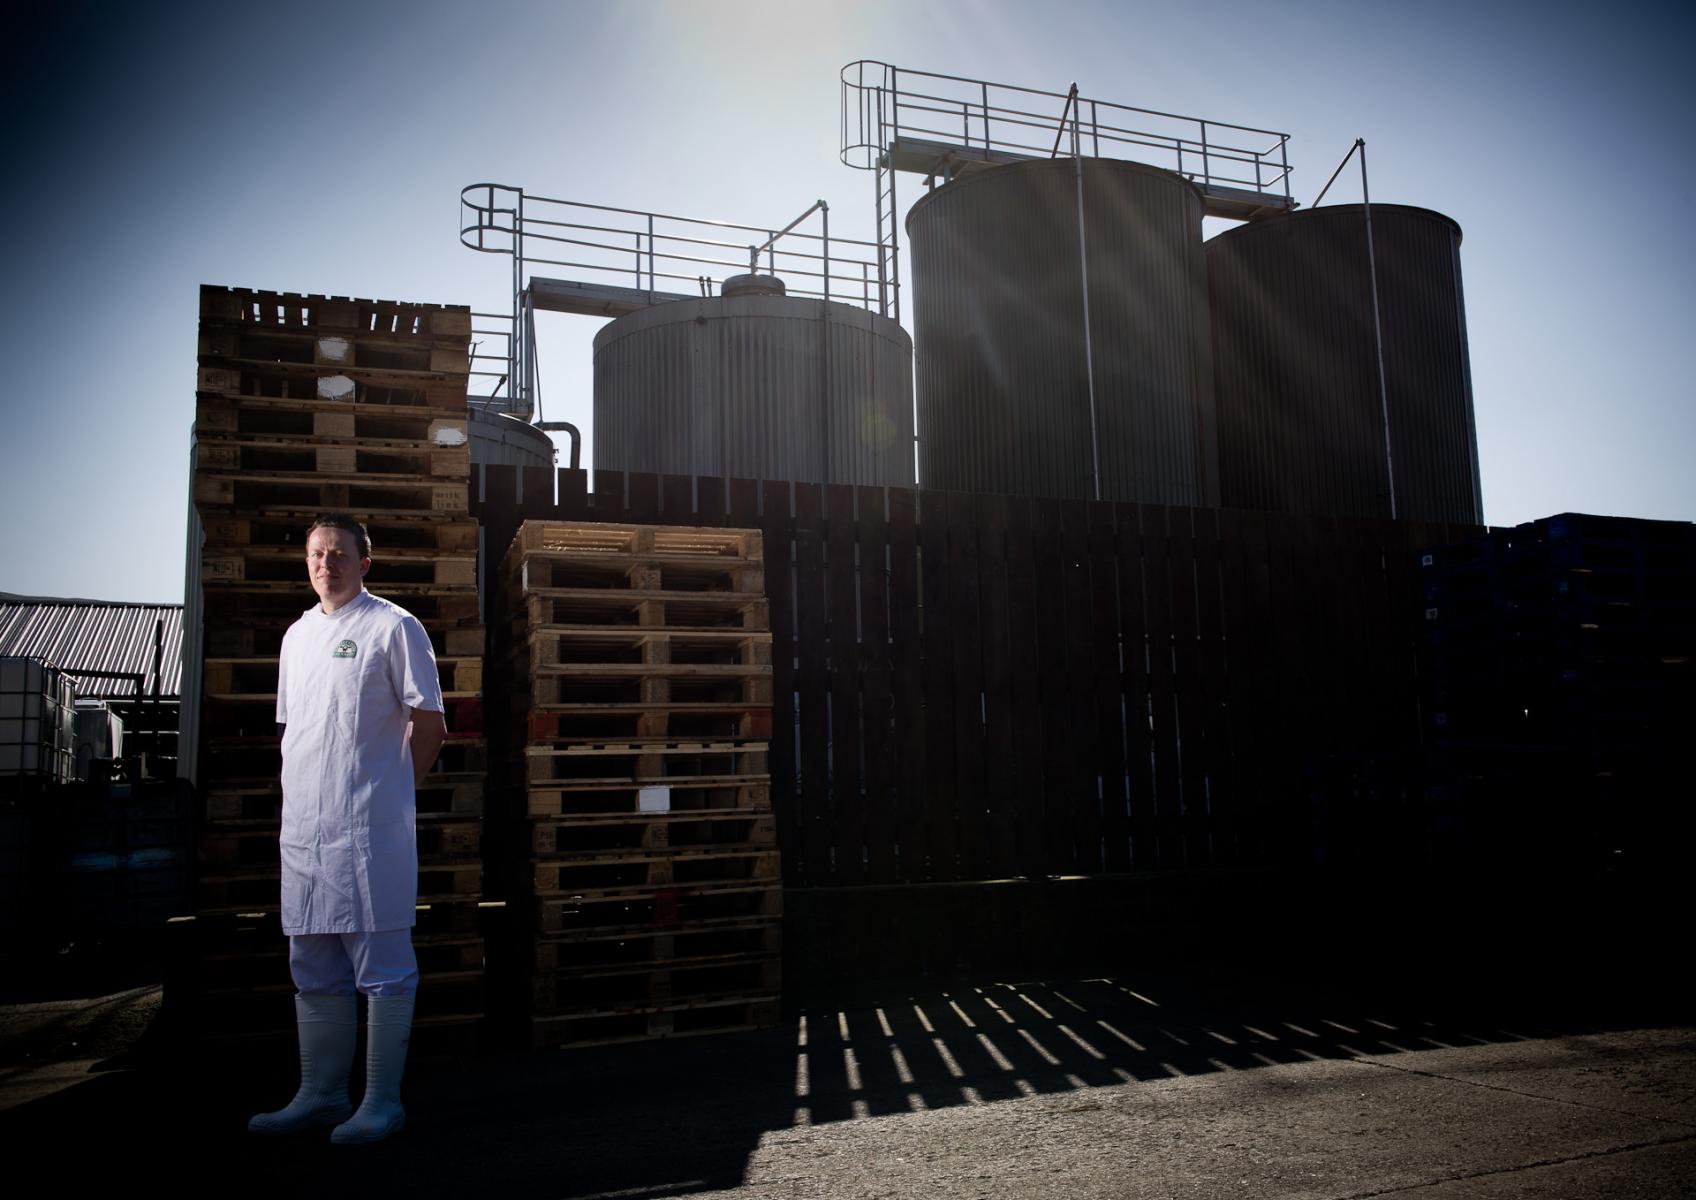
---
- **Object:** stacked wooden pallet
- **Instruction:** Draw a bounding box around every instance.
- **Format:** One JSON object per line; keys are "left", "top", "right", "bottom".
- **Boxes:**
{"left": 493, "top": 520, "right": 780, "bottom": 1049}
{"left": 179, "top": 285, "right": 488, "bottom": 1045}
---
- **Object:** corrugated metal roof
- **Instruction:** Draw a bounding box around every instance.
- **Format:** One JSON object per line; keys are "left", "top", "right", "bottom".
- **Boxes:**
{"left": 0, "top": 594, "right": 183, "bottom": 699}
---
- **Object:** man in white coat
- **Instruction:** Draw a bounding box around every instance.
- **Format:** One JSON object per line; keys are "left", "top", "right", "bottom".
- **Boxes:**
{"left": 248, "top": 513, "right": 447, "bottom": 1144}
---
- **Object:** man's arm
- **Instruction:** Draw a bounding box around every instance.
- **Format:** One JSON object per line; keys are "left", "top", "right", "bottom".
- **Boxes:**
{"left": 407, "top": 708, "right": 448, "bottom": 786}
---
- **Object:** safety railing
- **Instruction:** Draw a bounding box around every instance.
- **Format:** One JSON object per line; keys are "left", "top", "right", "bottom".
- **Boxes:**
{"left": 460, "top": 186, "right": 893, "bottom": 311}
{"left": 841, "top": 60, "right": 1292, "bottom": 202}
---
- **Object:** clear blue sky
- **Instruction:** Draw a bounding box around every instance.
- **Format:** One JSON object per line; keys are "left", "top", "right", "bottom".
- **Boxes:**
{"left": 3, "top": 0, "right": 1691, "bottom": 603}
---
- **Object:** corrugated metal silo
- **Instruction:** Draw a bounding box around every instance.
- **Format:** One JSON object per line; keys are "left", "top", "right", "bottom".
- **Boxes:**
{"left": 907, "top": 157, "right": 1218, "bottom": 505}
{"left": 1206, "top": 204, "right": 1482, "bottom": 523}
{"left": 469, "top": 408, "right": 556, "bottom": 469}
{"left": 592, "top": 286, "right": 914, "bottom": 487}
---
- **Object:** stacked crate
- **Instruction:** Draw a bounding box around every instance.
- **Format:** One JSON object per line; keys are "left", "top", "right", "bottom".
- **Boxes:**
{"left": 494, "top": 521, "right": 780, "bottom": 1049}
{"left": 179, "top": 286, "right": 488, "bottom": 1044}
{"left": 1418, "top": 512, "right": 1695, "bottom": 866}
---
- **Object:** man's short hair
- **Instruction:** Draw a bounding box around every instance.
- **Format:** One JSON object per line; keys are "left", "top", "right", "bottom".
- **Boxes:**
{"left": 306, "top": 513, "right": 372, "bottom": 559}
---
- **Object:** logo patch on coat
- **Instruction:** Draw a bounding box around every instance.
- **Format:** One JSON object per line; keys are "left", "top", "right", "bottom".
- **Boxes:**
{"left": 332, "top": 639, "right": 358, "bottom": 659}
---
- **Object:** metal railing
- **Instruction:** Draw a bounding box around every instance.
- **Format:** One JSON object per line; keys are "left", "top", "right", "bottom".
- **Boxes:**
{"left": 461, "top": 185, "right": 898, "bottom": 417}
{"left": 841, "top": 60, "right": 1292, "bottom": 201}
{"left": 460, "top": 186, "right": 893, "bottom": 310}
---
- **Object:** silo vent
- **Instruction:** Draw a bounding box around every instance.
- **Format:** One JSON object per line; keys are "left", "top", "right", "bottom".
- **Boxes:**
{"left": 721, "top": 273, "right": 786, "bottom": 298}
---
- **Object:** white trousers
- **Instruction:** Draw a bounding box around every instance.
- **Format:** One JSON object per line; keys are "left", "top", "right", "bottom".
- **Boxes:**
{"left": 289, "top": 930, "right": 419, "bottom": 998}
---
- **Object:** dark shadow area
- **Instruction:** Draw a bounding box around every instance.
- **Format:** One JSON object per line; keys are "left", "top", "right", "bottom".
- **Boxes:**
{"left": 4, "top": 947, "right": 1690, "bottom": 1199}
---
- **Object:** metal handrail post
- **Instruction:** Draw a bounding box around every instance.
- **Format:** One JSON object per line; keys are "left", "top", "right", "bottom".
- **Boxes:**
{"left": 1281, "top": 138, "right": 1292, "bottom": 203}
{"left": 982, "top": 81, "right": 991, "bottom": 149}
{"left": 1200, "top": 121, "right": 1210, "bottom": 190}
{"left": 822, "top": 203, "right": 831, "bottom": 303}
{"left": 647, "top": 214, "right": 656, "bottom": 301}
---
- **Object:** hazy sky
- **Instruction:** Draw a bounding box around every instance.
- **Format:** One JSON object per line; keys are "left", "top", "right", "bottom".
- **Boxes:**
{"left": 3, "top": 0, "right": 1691, "bottom": 603}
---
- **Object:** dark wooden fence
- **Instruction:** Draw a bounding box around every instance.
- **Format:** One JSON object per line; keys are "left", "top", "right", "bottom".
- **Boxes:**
{"left": 475, "top": 466, "right": 1481, "bottom": 892}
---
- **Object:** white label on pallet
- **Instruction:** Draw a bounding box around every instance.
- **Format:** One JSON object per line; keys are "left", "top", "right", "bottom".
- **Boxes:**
{"left": 638, "top": 786, "right": 671, "bottom": 813}
{"left": 316, "top": 374, "right": 356, "bottom": 401}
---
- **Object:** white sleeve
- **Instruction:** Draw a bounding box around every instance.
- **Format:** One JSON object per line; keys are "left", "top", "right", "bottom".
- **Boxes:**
{"left": 389, "top": 615, "right": 444, "bottom": 713}
{"left": 275, "top": 628, "right": 291, "bottom": 725}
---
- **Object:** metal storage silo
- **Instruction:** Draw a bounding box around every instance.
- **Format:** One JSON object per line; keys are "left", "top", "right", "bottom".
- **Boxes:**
{"left": 1206, "top": 204, "right": 1482, "bottom": 524}
{"left": 906, "top": 157, "right": 1218, "bottom": 505}
{"left": 468, "top": 408, "right": 556, "bottom": 469}
{"left": 592, "top": 278, "right": 914, "bottom": 487}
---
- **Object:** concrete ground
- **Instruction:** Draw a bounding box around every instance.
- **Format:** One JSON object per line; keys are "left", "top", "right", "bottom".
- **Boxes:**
{"left": 4, "top": 956, "right": 1694, "bottom": 1199}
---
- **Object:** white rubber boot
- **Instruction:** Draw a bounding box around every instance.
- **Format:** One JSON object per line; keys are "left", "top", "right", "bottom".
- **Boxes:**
{"left": 331, "top": 994, "right": 414, "bottom": 1145}
{"left": 247, "top": 993, "right": 357, "bottom": 1135}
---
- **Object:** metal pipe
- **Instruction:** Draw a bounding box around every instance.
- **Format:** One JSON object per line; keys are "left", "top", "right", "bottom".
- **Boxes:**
{"left": 1359, "top": 140, "right": 1397, "bottom": 519}
{"left": 534, "top": 421, "right": 581, "bottom": 470}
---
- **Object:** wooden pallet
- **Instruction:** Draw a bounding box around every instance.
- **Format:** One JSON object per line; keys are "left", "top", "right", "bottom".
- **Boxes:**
{"left": 530, "top": 847, "right": 779, "bottom": 896}
{"left": 199, "top": 285, "right": 472, "bottom": 342}
{"left": 514, "top": 589, "right": 769, "bottom": 632}
{"left": 521, "top": 779, "right": 769, "bottom": 821}
{"left": 200, "top": 655, "right": 482, "bottom": 696}
{"left": 195, "top": 394, "right": 471, "bottom": 443}
{"left": 513, "top": 626, "right": 771, "bottom": 670}
{"left": 508, "top": 522, "right": 762, "bottom": 562}
{"left": 204, "top": 618, "right": 483, "bottom": 659}
{"left": 195, "top": 438, "right": 468, "bottom": 481}
{"left": 534, "top": 881, "right": 781, "bottom": 935}
{"left": 194, "top": 470, "right": 469, "bottom": 516}
{"left": 522, "top": 703, "right": 771, "bottom": 743}
{"left": 523, "top": 667, "right": 772, "bottom": 709}
{"left": 197, "top": 363, "right": 468, "bottom": 411}
{"left": 200, "top": 589, "right": 481, "bottom": 629}
{"left": 201, "top": 510, "right": 478, "bottom": 554}
{"left": 201, "top": 774, "right": 486, "bottom": 823}
{"left": 508, "top": 553, "right": 765, "bottom": 596}
{"left": 529, "top": 812, "right": 775, "bottom": 858}
{"left": 521, "top": 742, "right": 768, "bottom": 787}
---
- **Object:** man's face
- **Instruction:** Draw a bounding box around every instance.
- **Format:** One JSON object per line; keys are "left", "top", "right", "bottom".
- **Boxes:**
{"left": 305, "top": 526, "right": 369, "bottom": 611}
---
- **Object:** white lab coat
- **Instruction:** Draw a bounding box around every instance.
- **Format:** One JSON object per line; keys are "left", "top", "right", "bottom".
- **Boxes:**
{"left": 276, "top": 590, "right": 444, "bottom": 934}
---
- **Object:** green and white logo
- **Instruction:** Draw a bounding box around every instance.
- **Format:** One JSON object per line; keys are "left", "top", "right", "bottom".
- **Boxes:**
{"left": 332, "top": 639, "right": 358, "bottom": 659}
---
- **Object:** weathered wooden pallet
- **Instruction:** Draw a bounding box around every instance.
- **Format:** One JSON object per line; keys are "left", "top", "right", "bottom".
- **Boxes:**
{"left": 200, "top": 654, "right": 482, "bottom": 697}
{"left": 203, "top": 511, "right": 478, "bottom": 557}
{"left": 529, "top": 846, "right": 779, "bottom": 896}
{"left": 520, "top": 703, "right": 771, "bottom": 743}
{"left": 521, "top": 666, "right": 772, "bottom": 709}
{"left": 510, "top": 589, "right": 769, "bottom": 632}
{"left": 203, "top": 616, "right": 483, "bottom": 659}
{"left": 512, "top": 626, "right": 772, "bottom": 671}
{"left": 201, "top": 773, "right": 486, "bottom": 823}
{"left": 508, "top": 522, "right": 762, "bottom": 562}
{"left": 196, "top": 364, "right": 467, "bottom": 410}
{"left": 528, "top": 812, "right": 775, "bottom": 858}
{"left": 199, "top": 285, "right": 472, "bottom": 344}
{"left": 195, "top": 394, "right": 471, "bottom": 444}
{"left": 521, "top": 743, "right": 768, "bottom": 788}
{"left": 194, "top": 438, "right": 468, "bottom": 481}
{"left": 533, "top": 881, "right": 781, "bottom": 935}
{"left": 506, "top": 552, "right": 765, "bottom": 596}
{"left": 200, "top": 588, "right": 481, "bottom": 629}
{"left": 193, "top": 471, "right": 469, "bottom": 516}
{"left": 521, "top": 779, "right": 768, "bottom": 820}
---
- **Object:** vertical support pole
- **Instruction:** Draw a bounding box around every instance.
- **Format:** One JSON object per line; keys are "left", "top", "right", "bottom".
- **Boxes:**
{"left": 1075, "top": 154, "right": 1101, "bottom": 502}
{"left": 1360, "top": 139, "right": 1397, "bottom": 519}
{"left": 981, "top": 81, "right": 990, "bottom": 149}
{"left": 821, "top": 203, "right": 831, "bottom": 303}
{"left": 647, "top": 213, "right": 656, "bottom": 302}
{"left": 1200, "top": 121, "right": 1211, "bottom": 190}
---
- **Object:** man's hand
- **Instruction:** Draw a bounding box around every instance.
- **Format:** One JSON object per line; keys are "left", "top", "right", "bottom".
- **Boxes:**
{"left": 407, "top": 708, "right": 448, "bottom": 786}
